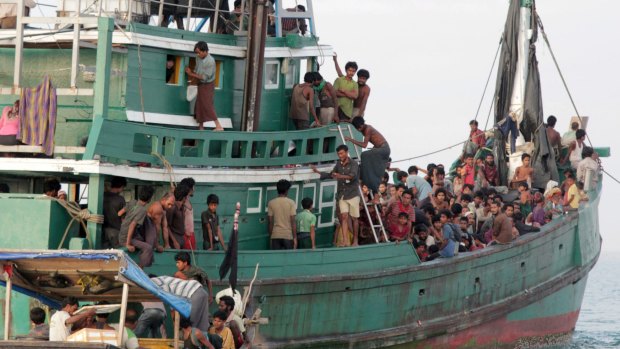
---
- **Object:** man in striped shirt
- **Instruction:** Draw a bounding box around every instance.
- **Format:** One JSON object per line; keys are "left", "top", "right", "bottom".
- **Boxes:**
{"left": 151, "top": 276, "right": 211, "bottom": 332}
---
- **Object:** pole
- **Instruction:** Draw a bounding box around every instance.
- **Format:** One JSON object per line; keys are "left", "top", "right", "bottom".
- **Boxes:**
{"left": 117, "top": 282, "right": 129, "bottom": 347}
{"left": 212, "top": 0, "right": 220, "bottom": 32}
{"left": 241, "top": 0, "right": 268, "bottom": 131}
{"left": 3, "top": 276, "right": 12, "bottom": 340}
{"left": 173, "top": 311, "right": 180, "bottom": 349}
{"left": 158, "top": 0, "right": 165, "bottom": 26}
{"left": 13, "top": 0, "right": 25, "bottom": 90}
{"left": 70, "top": 0, "right": 81, "bottom": 89}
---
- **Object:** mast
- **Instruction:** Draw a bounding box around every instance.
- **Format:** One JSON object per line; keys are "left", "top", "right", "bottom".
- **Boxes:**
{"left": 241, "top": 0, "right": 269, "bottom": 132}
{"left": 508, "top": 0, "right": 533, "bottom": 129}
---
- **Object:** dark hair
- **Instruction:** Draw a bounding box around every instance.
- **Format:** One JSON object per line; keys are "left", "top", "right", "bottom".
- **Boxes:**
{"left": 421, "top": 204, "right": 436, "bottom": 216}
{"left": 463, "top": 184, "right": 474, "bottom": 192}
{"left": 451, "top": 203, "right": 463, "bottom": 216}
{"left": 461, "top": 194, "right": 473, "bottom": 203}
{"left": 61, "top": 296, "right": 79, "bottom": 309}
{"left": 336, "top": 144, "right": 348, "bottom": 153}
{"left": 439, "top": 209, "right": 453, "bottom": 219}
{"left": 408, "top": 166, "right": 418, "bottom": 175}
{"left": 518, "top": 181, "right": 529, "bottom": 190}
{"left": 344, "top": 61, "right": 358, "bottom": 71}
{"left": 180, "top": 317, "right": 192, "bottom": 329}
{"left": 571, "top": 122, "right": 579, "bottom": 130}
{"left": 313, "top": 72, "right": 323, "bottom": 82}
{"left": 397, "top": 212, "right": 409, "bottom": 219}
{"left": 576, "top": 129, "right": 586, "bottom": 139}
{"left": 138, "top": 186, "right": 155, "bottom": 202}
{"left": 521, "top": 153, "right": 531, "bottom": 160}
{"left": 125, "top": 310, "right": 139, "bottom": 324}
{"left": 402, "top": 189, "right": 414, "bottom": 199}
{"left": 435, "top": 167, "right": 446, "bottom": 176}
{"left": 397, "top": 171, "right": 408, "bottom": 181}
{"left": 174, "top": 251, "right": 191, "bottom": 265}
{"left": 431, "top": 214, "right": 441, "bottom": 224}
{"left": 434, "top": 188, "right": 447, "bottom": 197}
{"left": 30, "top": 307, "right": 46, "bottom": 325}
{"left": 474, "top": 191, "right": 484, "bottom": 200}
{"left": 180, "top": 177, "right": 196, "bottom": 188}
{"left": 469, "top": 120, "right": 478, "bottom": 126}
{"left": 357, "top": 69, "right": 369, "bottom": 79}
{"left": 0, "top": 183, "right": 9, "bottom": 193}
{"left": 207, "top": 194, "right": 219, "bottom": 205}
{"left": 582, "top": 146, "right": 594, "bottom": 158}
{"left": 43, "top": 178, "right": 61, "bottom": 194}
{"left": 174, "top": 183, "right": 191, "bottom": 201}
{"left": 513, "top": 212, "right": 524, "bottom": 222}
{"left": 351, "top": 117, "right": 365, "bottom": 129}
{"left": 234, "top": 0, "right": 241, "bottom": 7}
{"left": 220, "top": 295, "right": 235, "bottom": 311}
{"left": 459, "top": 216, "right": 469, "bottom": 223}
{"left": 194, "top": 41, "right": 209, "bottom": 52}
{"left": 110, "top": 176, "right": 127, "bottom": 189}
{"left": 296, "top": 4, "right": 306, "bottom": 11}
{"left": 276, "top": 179, "right": 291, "bottom": 195}
{"left": 547, "top": 115, "right": 557, "bottom": 127}
{"left": 396, "top": 184, "right": 406, "bottom": 191}
{"left": 414, "top": 224, "right": 428, "bottom": 234}
{"left": 301, "top": 197, "right": 313, "bottom": 210}
{"left": 303, "top": 72, "right": 315, "bottom": 83}
{"left": 213, "top": 310, "right": 228, "bottom": 321}
{"left": 502, "top": 204, "right": 513, "bottom": 212}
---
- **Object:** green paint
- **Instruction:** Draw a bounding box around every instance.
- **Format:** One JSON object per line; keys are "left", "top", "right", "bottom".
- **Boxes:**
{"left": 87, "top": 174, "right": 104, "bottom": 249}
{"left": 93, "top": 17, "right": 114, "bottom": 118}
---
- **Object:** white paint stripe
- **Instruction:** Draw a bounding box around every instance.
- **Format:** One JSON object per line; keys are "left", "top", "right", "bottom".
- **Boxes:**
{"left": 126, "top": 110, "right": 233, "bottom": 128}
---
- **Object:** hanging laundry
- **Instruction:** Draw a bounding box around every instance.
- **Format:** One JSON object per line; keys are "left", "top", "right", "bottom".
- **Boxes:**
{"left": 18, "top": 75, "right": 57, "bottom": 156}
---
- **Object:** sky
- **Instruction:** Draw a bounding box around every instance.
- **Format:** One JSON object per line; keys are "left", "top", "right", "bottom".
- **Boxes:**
{"left": 310, "top": 0, "right": 620, "bottom": 251}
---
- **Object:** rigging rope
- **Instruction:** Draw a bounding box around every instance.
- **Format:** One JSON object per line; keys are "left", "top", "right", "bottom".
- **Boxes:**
{"left": 43, "top": 197, "right": 104, "bottom": 250}
{"left": 474, "top": 37, "right": 502, "bottom": 123}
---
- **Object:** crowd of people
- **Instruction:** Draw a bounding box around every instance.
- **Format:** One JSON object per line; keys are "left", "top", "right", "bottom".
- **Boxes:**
{"left": 23, "top": 251, "right": 245, "bottom": 349}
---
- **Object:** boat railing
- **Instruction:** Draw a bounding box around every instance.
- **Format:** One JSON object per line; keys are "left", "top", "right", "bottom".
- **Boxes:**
{"left": 85, "top": 118, "right": 352, "bottom": 167}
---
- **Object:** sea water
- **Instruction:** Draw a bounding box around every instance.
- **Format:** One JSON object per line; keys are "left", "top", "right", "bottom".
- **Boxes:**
{"left": 562, "top": 251, "right": 620, "bottom": 349}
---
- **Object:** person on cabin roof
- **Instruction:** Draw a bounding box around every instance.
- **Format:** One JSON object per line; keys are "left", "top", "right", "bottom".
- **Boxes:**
{"left": 180, "top": 178, "right": 197, "bottom": 250}
{"left": 151, "top": 275, "right": 211, "bottom": 332}
{"left": 289, "top": 72, "right": 320, "bottom": 129}
{"left": 567, "top": 129, "right": 586, "bottom": 170}
{"left": 225, "top": 0, "right": 249, "bottom": 34}
{"left": 282, "top": 4, "right": 308, "bottom": 36}
{"left": 202, "top": 194, "right": 227, "bottom": 251}
{"left": 332, "top": 57, "right": 359, "bottom": 122}
{"left": 166, "top": 184, "right": 190, "bottom": 249}
{"left": 312, "top": 145, "right": 360, "bottom": 247}
{"left": 27, "top": 307, "right": 49, "bottom": 340}
{"left": 312, "top": 72, "right": 339, "bottom": 125}
{"left": 120, "top": 186, "right": 167, "bottom": 268}
{"left": 173, "top": 251, "right": 214, "bottom": 304}
{"left": 49, "top": 297, "right": 96, "bottom": 341}
{"left": 346, "top": 117, "right": 390, "bottom": 194}
{"left": 333, "top": 53, "right": 371, "bottom": 119}
{"left": 103, "top": 176, "right": 127, "bottom": 248}
{"left": 185, "top": 41, "right": 223, "bottom": 131}
{"left": 42, "top": 178, "right": 61, "bottom": 198}
{"left": 267, "top": 179, "right": 297, "bottom": 250}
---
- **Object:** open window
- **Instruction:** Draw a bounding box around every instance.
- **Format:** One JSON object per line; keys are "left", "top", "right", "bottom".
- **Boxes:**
{"left": 165, "top": 55, "right": 183, "bottom": 85}
{"left": 264, "top": 60, "right": 280, "bottom": 89}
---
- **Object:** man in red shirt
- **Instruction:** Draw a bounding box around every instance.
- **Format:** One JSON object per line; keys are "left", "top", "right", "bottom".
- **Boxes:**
{"left": 463, "top": 154, "right": 475, "bottom": 186}
{"left": 469, "top": 120, "right": 486, "bottom": 149}
{"left": 386, "top": 190, "right": 415, "bottom": 229}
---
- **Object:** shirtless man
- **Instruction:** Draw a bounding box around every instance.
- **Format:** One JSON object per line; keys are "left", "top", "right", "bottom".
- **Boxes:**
{"left": 345, "top": 117, "right": 390, "bottom": 194}
{"left": 147, "top": 192, "right": 176, "bottom": 249}
{"left": 511, "top": 153, "right": 533, "bottom": 189}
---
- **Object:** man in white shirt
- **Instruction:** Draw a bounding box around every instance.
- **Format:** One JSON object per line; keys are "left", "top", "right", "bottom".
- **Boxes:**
{"left": 49, "top": 296, "right": 96, "bottom": 341}
{"left": 577, "top": 146, "right": 600, "bottom": 187}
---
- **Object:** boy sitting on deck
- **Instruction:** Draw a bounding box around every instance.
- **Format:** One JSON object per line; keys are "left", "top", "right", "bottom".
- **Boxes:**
{"left": 296, "top": 197, "right": 317, "bottom": 249}
{"left": 511, "top": 153, "right": 533, "bottom": 189}
{"left": 27, "top": 307, "right": 49, "bottom": 340}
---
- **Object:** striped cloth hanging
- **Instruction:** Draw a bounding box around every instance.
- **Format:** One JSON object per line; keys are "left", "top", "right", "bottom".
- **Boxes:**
{"left": 17, "top": 75, "right": 57, "bottom": 156}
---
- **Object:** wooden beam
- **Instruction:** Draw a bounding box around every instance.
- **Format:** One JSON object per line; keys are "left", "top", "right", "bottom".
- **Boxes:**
{"left": 13, "top": 0, "right": 24, "bottom": 89}
{"left": 173, "top": 311, "right": 180, "bottom": 349}
{"left": 3, "top": 276, "right": 12, "bottom": 340}
{"left": 0, "top": 145, "right": 86, "bottom": 154}
{"left": 70, "top": 0, "right": 82, "bottom": 88}
{"left": 117, "top": 283, "right": 129, "bottom": 347}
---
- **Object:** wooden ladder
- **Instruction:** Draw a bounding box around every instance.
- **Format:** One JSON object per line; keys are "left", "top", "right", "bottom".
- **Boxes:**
{"left": 336, "top": 124, "right": 389, "bottom": 243}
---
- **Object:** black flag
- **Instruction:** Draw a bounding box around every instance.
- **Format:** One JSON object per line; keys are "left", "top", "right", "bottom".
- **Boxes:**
{"left": 219, "top": 202, "right": 240, "bottom": 293}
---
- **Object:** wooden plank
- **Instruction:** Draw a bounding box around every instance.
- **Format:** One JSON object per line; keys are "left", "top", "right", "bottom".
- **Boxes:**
{"left": 3, "top": 276, "right": 11, "bottom": 340}
{"left": 0, "top": 145, "right": 86, "bottom": 154}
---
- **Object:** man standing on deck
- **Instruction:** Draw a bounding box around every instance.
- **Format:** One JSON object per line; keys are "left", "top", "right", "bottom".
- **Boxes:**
{"left": 166, "top": 184, "right": 190, "bottom": 249}
{"left": 120, "top": 186, "right": 167, "bottom": 268}
{"left": 147, "top": 192, "right": 175, "bottom": 249}
{"left": 333, "top": 53, "right": 370, "bottom": 119}
{"left": 103, "top": 176, "right": 127, "bottom": 248}
{"left": 180, "top": 177, "right": 197, "bottom": 250}
{"left": 332, "top": 57, "right": 359, "bottom": 122}
{"left": 267, "top": 179, "right": 297, "bottom": 250}
{"left": 312, "top": 145, "right": 361, "bottom": 246}
{"left": 289, "top": 72, "right": 320, "bottom": 129}
{"left": 185, "top": 41, "right": 223, "bottom": 131}
{"left": 345, "top": 117, "right": 390, "bottom": 194}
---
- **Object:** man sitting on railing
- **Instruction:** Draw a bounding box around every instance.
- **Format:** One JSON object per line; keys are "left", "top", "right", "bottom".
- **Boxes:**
{"left": 346, "top": 117, "right": 390, "bottom": 194}
{"left": 282, "top": 4, "right": 308, "bottom": 36}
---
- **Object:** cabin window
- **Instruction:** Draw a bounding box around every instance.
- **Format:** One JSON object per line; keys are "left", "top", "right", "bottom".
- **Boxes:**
{"left": 187, "top": 57, "right": 224, "bottom": 89}
{"left": 265, "top": 60, "right": 280, "bottom": 89}
{"left": 166, "top": 55, "right": 183, "bottom": 85}
{"left": 284, "top": 59, "right": 297, "bottom": 88}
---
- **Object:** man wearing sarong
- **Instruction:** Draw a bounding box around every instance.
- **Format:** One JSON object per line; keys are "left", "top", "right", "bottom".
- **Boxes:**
{"left": 185, "top": 41, "right": 223, "bottom": 131}
{"left": 346, "top": 117, "right": 390, "bottom": 194}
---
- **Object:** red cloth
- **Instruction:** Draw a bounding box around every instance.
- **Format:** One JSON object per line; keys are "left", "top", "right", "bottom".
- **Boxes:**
{"left": 463, "top": 164, "right": 475, "bottom": 186}
{"left": 470, "top": 129, "right": 486, "bottom": 148}
{"left": 389, "top": 223, "right": 409, "bottom": 240}
{"left": 182, "top": 232, "right": 197, "bottom": 250}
